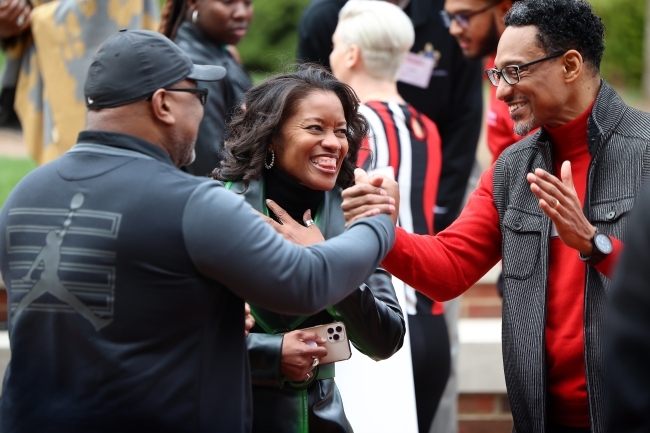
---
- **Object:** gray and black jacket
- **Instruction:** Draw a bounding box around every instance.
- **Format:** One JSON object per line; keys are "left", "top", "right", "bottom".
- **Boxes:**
{"left": 494, "top": 81, "right": 650, "bottom": 433}
{"left": 0, "top": 131, "right": 395, "bottom": 433}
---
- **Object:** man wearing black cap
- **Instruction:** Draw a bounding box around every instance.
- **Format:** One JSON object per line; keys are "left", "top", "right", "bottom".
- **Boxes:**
{"left": 0, "top": 29, "right": 396, "bottom": 433}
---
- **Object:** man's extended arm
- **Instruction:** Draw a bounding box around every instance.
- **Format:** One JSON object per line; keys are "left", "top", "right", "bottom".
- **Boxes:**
{"left": 182, "top": 182, "right": 395, "bottom": 316}
{"left": 345, "top": 167, "right": 502, "bottom": 301}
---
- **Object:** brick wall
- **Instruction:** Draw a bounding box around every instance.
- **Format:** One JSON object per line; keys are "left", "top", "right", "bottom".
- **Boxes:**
{"left": 461, "top": 283, "right": 502, "bottom": 319}
{"left": 459, "top": 281, "right": 512, "bottom": 433}
{"left": 459, "top": 393, "right": 513, "bottom": 433}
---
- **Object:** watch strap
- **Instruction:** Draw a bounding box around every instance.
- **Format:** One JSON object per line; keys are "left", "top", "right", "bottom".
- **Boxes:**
{"left": 579, "top": 229, "right": 610, "bottom": 266}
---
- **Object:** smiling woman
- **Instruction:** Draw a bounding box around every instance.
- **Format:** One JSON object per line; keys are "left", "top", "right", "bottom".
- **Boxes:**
{"left": 270, "top": 91, "right": 350, "bottom": 192}
{"left": 214, "top": 65, "right": 366, "bottom": 190}
{"left": 212, "top": 65, "right": 406, "bottom": 433}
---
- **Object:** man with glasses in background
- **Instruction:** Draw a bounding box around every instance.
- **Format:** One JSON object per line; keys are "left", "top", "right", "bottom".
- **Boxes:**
{"left": 341, "top": 1, "right": 650, "bottom": 432}
{"left": 441, "top": 0, "right": 524, "bottom": 162}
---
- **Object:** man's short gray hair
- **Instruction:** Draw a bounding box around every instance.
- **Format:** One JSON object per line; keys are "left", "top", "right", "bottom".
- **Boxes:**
{"left": 337, "top": 0, "right": 415, "bottom": 81}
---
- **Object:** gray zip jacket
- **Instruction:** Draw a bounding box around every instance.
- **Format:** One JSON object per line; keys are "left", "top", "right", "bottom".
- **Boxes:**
{"left": 0, "top": 131, "right": 395, "bottom": 433}
{"left": 494, "top": 81, "right": 650, "bottom": 433}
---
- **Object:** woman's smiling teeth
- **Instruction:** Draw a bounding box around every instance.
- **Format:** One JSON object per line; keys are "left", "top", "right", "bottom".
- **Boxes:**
{"left": 310, "top": 156, "right": 338, "bottom": 172}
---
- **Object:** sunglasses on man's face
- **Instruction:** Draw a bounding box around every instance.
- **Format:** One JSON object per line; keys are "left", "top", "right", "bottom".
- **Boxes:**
{"left": 147, "top": 87, "right": 209, "bottom": 105}
{"left": 163, "top": 87, "right": 209, "bottom": 105}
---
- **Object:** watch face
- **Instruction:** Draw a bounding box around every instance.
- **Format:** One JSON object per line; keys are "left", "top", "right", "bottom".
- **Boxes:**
{"left": 595, "top": 233, "right": 613, "bottom": 254}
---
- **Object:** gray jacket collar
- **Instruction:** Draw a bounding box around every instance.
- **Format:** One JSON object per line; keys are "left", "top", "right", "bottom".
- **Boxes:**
{"left": 588, "top": 80, "right": 628, "bottom": 149}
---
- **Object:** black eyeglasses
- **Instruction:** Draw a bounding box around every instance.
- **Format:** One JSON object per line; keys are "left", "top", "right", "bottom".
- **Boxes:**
{"left": 164, "top": 87, "right": 208, "bottom": 105}
{"left": 439, "top": 0, "right": 504, "bottom": 29}
{"left": 485, "top": 52, "right": 564, "bottom": 87}
{"left": 148, "top": 87, "right": 209, "bottom": 105}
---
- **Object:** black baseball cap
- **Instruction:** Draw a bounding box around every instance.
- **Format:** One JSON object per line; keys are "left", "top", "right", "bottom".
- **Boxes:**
{"left": 84, "top": 29, "right": 226, "bottom": 110}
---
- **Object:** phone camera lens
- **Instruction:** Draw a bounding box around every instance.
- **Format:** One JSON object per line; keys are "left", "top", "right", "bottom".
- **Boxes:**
{"left": 336, "top": 326, "right": 342, "bottom": 332}
{"left": 333, "top": 334, "right": 340, "bottom": 341}
{"left": 327, "top": 328, "right": 334, "bottom": 334}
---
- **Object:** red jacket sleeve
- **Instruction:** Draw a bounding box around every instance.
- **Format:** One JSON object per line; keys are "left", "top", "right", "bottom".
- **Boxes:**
{"left": 593, "top": 237, "right": 623, "bottom": 279}
{"left": 382, "top": 166, "right": 503, "bottom": 301}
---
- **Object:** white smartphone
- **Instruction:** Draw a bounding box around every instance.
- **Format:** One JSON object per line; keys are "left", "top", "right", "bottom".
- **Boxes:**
{"left": 301, "top": 322, "right": 352, "bottom": 365}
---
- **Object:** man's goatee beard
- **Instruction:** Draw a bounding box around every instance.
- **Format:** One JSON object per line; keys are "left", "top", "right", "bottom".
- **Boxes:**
{"left": 514, "top": 114, "right": 535, "bottom": 136}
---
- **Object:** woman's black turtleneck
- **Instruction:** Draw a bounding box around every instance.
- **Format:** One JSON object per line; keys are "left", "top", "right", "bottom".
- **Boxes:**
{"left": 265, "top": 167, "right": 325, "bottom": 225}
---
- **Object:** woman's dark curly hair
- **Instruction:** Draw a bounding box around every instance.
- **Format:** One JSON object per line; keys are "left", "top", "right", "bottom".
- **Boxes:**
{"left": 505, "top": 0, "right": 605, "bottom": 76}
{"left": 211, "top": 65, "right": 369, "bottom": 189}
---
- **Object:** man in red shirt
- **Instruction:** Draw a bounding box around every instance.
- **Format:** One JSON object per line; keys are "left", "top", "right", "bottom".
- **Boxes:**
{"left": 341, "top": 1, "right": 650, "bottom": 432}
{"left": 442, "top": 0, "right": 523, "bottom": 162}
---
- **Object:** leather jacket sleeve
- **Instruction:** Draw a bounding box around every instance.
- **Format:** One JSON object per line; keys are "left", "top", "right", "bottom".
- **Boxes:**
{"left": 247, "top": 332, "right": 284, "bottom": 388}
{"left": 328, "top": 267, "right": 405, "bottom": 361}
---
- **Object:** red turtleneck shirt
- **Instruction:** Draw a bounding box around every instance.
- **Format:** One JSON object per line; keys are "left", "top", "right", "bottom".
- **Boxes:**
{"left": 383, "top": 102, "right": 623, "bottom": 427}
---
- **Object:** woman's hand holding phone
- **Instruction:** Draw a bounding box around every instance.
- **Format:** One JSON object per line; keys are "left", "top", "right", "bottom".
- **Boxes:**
{"left": 280, "top": 330, "right": 327, "bottom": 382}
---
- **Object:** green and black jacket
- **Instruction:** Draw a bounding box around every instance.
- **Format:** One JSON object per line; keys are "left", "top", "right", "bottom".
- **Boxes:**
{"left": 228, "top": 177, "right": 406, "bottom": 433}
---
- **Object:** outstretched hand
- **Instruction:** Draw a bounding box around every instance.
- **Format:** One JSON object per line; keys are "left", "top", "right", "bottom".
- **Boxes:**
{"left": 258, "top": 200, "right": 325, "bottom": 246}
{"left": 280, "top": 330, "right": 327, "bottom": 382}
{"left": 526, "top": 161, "right": 595, "bottom": 255}
{"left": 341, "top": 168, "right": 399, "bottom": 227}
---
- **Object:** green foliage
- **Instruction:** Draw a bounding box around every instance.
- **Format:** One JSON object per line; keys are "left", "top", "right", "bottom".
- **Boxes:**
{"left": 238, "top": 0, "right": 311, "bottom": 74}
{"left": 0, "top": 157, "right": 36, "bottom": 209}
{"left": 590, "top": 0, "right": 645, "bottom": 89}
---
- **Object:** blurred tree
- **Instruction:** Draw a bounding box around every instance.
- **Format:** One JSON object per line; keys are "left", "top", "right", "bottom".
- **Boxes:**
{"left": 237, "top": 0, "right": 311, "bottom": 73}
{"left": 590, "top": 0, "right": 644, "bottom": 89}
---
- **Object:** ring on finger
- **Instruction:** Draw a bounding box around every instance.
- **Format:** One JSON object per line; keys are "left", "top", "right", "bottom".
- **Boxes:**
{"left": 304, "top": 219, "right": 315, "bottom": 227}
{"left": 552, "top": 198, "right": 560, "bottom": 209}
{"left": 16, "top": 14, "right": 25, "bottom": 27}
{"left": 312, "top": 357, "right": 319, "bottom": 367}
{"left": 306, "top": 372, "right": 311, "bottom": 380}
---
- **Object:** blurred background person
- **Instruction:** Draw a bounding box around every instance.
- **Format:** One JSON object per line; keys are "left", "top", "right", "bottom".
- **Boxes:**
{"left": 0, "top": 0, "right": 31, "bottom": 129}
{"left": 441, "top": 0, "right": 527, "bottom": 162}
{"left": 441, "top": 0, "right": 524, "bottom": 299}
{"left": 0, "top": 0, "right": 159, "bottom": 164}
{"left": 213, "top": 65, "right": 406, "bottom": 432}
{"left": 298, "top": 0, "right": 481, "bottom": 235}
{"left": 330, "top": 2, "right": 447, "bottom": 432}
{"left": 160, "top": 0, "right": 253, "bottom": 176}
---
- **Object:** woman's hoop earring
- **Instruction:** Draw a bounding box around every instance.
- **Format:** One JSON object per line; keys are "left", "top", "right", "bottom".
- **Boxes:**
{"left": 264, "top": 150, "right": 275, "bottom": 169}
{"left": 191, "top": 10, "right": 199, "bottom": 23}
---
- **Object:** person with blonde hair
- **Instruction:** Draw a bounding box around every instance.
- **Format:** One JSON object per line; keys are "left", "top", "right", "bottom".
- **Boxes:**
{"left": 330, "top": 2, "right": 448, "bottom": 432}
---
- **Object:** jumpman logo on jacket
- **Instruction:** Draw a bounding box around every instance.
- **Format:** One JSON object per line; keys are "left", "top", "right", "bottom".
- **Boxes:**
{"left": 13, "top": 193, "right": 112, "bottom": 331}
